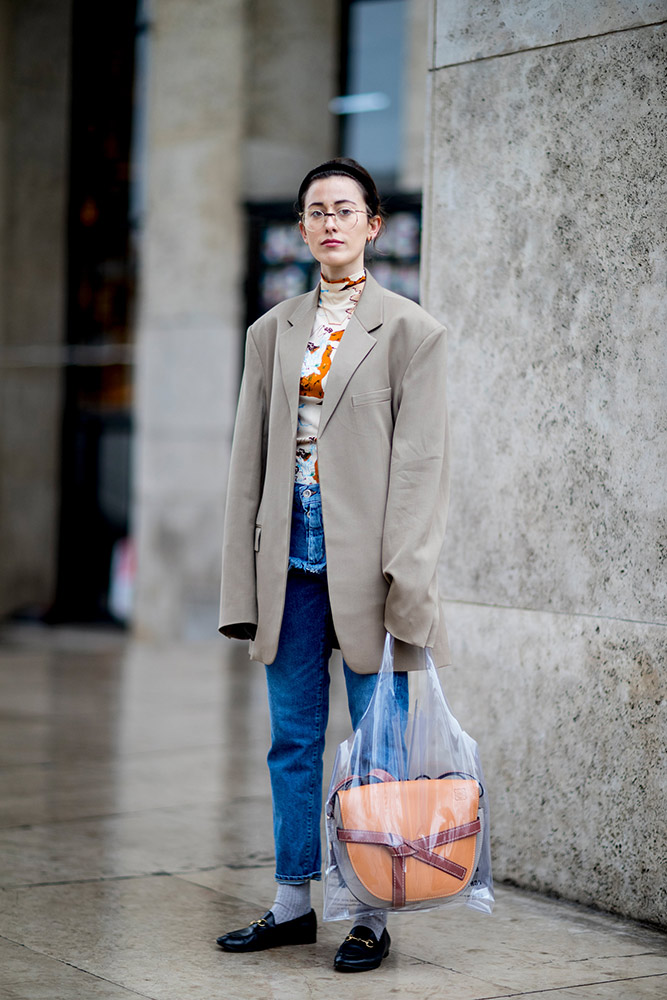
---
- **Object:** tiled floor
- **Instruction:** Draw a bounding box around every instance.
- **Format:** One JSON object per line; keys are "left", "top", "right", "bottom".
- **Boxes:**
{"left": 0, "top": 625, "right": 665, "bottom": 999}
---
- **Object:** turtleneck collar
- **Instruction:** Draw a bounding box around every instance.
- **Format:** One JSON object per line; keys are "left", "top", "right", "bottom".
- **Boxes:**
{"left": 319, "top": 269, "right": 366, "bottom": 296}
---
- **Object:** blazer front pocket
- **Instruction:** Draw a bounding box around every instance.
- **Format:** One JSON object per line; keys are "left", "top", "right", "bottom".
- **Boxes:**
{"left": 351, "top": 387, "right": 392, "bottom": 407}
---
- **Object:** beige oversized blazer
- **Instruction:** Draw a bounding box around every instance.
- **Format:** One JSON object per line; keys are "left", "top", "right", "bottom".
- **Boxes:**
{"left": 219, "top": 270, "right": 451, "bottom": 674}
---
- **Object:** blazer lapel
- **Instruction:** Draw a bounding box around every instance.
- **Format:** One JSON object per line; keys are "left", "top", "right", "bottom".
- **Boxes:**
{"left": 319, "top": 271, "right": 385, "bottom": 435}
{"left": 277, "top": 271, "right": 385, "bottom": 434}
{"left": 278, "top": 286, "right": 319, "bottom": 425}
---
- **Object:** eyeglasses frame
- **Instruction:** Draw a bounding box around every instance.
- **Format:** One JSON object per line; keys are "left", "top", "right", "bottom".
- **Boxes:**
{"left": 300, "top": 207, "right": 372, "bottom": 233}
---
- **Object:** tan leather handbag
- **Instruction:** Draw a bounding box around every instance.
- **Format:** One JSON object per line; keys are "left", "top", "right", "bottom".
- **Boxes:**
{"left": 329, "top": 771, "right": 484, "bottom": 909}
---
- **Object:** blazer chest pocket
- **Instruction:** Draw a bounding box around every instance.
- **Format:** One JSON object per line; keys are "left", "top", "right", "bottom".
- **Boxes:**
{"left": 351, "top": 387, "right": 392, "bottom": 407}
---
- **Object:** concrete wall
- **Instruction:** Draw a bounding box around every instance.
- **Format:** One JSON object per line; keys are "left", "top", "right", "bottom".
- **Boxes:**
{"left": 0, "top": 0, "right": 71, "bottom": 618}
{"left": 424, "top": 2, "right": 667, "bottom": 925}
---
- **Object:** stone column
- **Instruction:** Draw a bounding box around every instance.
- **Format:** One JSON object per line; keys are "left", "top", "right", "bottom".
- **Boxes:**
{"left": 0, "top": 0, "right": 71, "bottom": 618}
{"left": 133, "top": 0, "right": 247, "bottom": 638}
{"left": 242, "top": 0, "right": 338, "bottom": 199}
{"left": 423, "top": 1, "right": 667, "bottom": 925}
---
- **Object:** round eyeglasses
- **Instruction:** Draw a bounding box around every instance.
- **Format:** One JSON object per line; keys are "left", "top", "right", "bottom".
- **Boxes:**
{"left": 301, "top": 207, "right": 368, "bottom": 233}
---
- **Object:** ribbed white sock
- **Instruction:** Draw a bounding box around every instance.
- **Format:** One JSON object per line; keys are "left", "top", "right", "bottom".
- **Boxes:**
{"left": 271, "top": 881, "right": 311, "bottom": 924}
{"left": 352, "top": 910, "right": 387, "bottom": 942}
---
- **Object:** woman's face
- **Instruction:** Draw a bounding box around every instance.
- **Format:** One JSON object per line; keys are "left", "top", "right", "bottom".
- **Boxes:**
{"left": 299, "top": 176, "right": 381, "bottom": 280}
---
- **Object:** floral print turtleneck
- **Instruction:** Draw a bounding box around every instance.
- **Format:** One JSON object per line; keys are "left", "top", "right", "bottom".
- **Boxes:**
{"left": 295, "top": 270, "right": 366, "bottom": 484}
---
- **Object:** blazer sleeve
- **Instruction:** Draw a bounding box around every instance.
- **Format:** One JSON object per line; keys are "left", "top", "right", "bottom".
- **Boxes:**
{"left": 219, "top": 328, "right": 266, "bottom": 633}
{"left": 382, "top": 324, "right": 450, "bottom": 648}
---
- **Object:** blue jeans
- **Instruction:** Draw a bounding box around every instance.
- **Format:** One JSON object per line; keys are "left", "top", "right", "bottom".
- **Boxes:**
{"left": 265, "top": 484, "right": 408, "bottom": 882}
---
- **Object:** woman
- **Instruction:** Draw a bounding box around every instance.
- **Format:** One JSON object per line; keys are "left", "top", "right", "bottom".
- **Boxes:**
{"left": 216, "top": 158, "right": 450, "bottom": 972}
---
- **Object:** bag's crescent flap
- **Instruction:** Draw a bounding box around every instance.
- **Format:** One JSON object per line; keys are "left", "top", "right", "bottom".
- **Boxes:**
{"left": 336, "top": 777, "right": 480, "bottom": 904}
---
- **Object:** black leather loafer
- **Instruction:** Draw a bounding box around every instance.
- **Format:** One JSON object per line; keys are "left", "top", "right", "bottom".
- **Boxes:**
{"left": 216, "top": 909, "right": 317, "bottom": 952}
{"left": 333, "top": 925, "right": 391, "bottom": 972}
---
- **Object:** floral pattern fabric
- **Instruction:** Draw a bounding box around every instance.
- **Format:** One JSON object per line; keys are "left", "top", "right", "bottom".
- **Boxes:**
{"left": 295, "top": 271, "right": 366, "bottom": 484}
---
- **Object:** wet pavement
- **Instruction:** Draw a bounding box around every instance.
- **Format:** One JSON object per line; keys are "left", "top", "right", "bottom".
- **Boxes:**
{"left": 0, "top": 624, "right": 665, "bottom": 999}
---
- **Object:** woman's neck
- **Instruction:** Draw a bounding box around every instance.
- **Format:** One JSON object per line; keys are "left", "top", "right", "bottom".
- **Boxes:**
{"left": 320, "top": 267, "right": 366, "bottom": 286}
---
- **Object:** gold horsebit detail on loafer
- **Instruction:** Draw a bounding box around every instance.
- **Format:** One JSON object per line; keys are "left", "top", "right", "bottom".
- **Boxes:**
{"left": 344, "top": 934, "right": 374, "bottom": 948}
{"left": 250, "top": 918, "right": 269, "bottom": 928}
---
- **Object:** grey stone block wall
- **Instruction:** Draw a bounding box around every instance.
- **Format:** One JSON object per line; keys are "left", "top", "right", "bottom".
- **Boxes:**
{"left": 424, "top": 3, "right": 667, "bottom": 925}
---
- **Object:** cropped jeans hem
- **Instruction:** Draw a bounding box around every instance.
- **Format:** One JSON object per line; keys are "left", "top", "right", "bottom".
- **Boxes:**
{"left": 274, "top": 871, "right": 322, "bottom": 884}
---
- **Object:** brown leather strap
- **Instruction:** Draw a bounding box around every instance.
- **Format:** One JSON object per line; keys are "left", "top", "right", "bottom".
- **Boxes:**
{"left": 337, "top": 818, "right": 481, "bottom": 907}
{"left": 419, "top": 820, "right": 482, "bottom": 850}
{"left": 326, "top": 770, "right": 397, "bottom": 817}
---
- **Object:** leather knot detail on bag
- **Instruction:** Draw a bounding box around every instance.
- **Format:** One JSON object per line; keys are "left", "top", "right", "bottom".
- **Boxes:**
{"left": 329, "top": 774, "right": 484, "bottom": 909}
{"left": 337, "top": 818, "right": 481, "bottom": 907}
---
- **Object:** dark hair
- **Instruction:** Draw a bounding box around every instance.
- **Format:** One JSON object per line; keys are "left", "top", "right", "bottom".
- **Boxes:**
{"left": 296, "top": 157, "right": 385, "bottom": 233}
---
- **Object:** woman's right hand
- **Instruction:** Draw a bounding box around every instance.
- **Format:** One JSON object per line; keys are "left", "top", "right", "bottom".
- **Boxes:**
{"left": 220, "top": 622, "right": 257, "bottom": 641}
